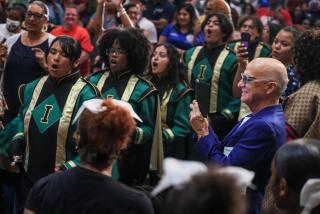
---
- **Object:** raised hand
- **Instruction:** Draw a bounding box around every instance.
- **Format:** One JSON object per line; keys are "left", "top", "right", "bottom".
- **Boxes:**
{"left": 190, "top": 100, "right": 209, "bottom": 137}
{"left": 236, "top": 43, "right": 248, "bottom": 68}
{"left": 32, "top": 48, "right": 48, "bottom": 71}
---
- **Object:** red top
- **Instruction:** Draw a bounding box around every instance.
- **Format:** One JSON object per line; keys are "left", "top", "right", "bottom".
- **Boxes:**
{"left": 256, "top": 7, "right": 293, "bottom": 26}
{"left": 51, "top": 25, "right": 94, "bottom": 76}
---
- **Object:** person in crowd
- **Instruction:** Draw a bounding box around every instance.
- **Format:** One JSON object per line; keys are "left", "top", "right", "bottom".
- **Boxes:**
{"left": 124, "top": 2, "right": 158, "bottom": 45}
{"left": 229, "top": 16, "right": 271, "bottom": 120}
{"left": 190, "top": 57, "right": 288, "bottom": 214}
{"left": 23, "top": 98, "right": 154, "bottom": 214}
{"left": 0, "top": 4, "right": 26, "bottom": 39}
{"left": 313, "top": 18, "right": 320, "bottom": 30}
{"left": 228, "top": 16, "right": 271, "bottom": 62}
{"left": 272, "top": 27, "right": 301, "bottom": 98}
{"left": 256, "top": 0, "right": 293, "bottom": 26}
{"left": 149, "top": 42, "right": 192, "bottom": 159}
{"left": 0, "top": 3, "right": 26, "bottom": 119}
{"left": 143, "top": 0, "right": 175, "bottom": 33}
{"left": 266, "top": 139, "right": 320, "bottom": 214}
{"left": 89, "top": 28, "right": 159, "bottom": 186}
{"left": 307, "top": 0, "right": 320, "bottom": 25}
{"left": 184, "top": 12, "right": 239, "bottom": 140}
{"left": 235, "top": 26, "right": 301, "bottom": 98}
{"left": 261, "top": 22, "right": 282, "bottom": 46}
{"left": 4, "top": 36, "right": 99, "bottom": 212}
{"left": 50, "top": 3, "right": 93, "bottom": 77}
{"left": 241, "top": 2, "right": 256, "bottom": 16}
{"left": 0, "top": 1, "right": 55, "bottom": 124}
{"left": 35, "top": 0, "right": 64, "bottom": 27}
{"left": 198, "top": 0, "right": 233, "bottom": 26}
{"left": 302, "top": 18, "right": 312, "bottom": 30}
{"left": 159, "top": 3, "right": 203, "bottom": 51}
{"left": 163, "top": 169, "right": 247, "bottom": 214}
{"left": 291, "top": 5, "right": 306, "bottom": 26}
{"left": 284, "top": 30, "right": 320, "bottom": 139}
{"left": 86, "top": 0, "right": 133, "bottom": 40}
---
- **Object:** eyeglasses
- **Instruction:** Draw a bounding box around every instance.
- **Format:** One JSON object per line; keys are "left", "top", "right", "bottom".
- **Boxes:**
{"left": 106, "top": 48, "right": 126, "bottom": 56}
{"left": 240, "top": 73, "right": 272, "bottom": 85}
{"left": 26, "top": 11, "right": 47, "bottom": 19}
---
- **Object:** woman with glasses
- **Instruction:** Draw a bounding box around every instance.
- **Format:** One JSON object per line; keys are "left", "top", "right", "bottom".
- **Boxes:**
{"left": 3, "top": 35, "right": 99, "bottom": 212}
{"left": 89, "top": 28, "right": 159, "bottom": 186}
{"left": 148, "top": 42, "right": 192, "bottom": 159}
{"left": 0, "top": 1, "right": 55, "bottom": 124}
{"left": 230, "top": 16, "right": 271, "bottom": 120}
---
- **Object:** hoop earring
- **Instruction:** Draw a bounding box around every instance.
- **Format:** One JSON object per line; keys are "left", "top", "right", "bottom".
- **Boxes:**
{"left": 42, "top": 24, "right": 48, "bottom": 32}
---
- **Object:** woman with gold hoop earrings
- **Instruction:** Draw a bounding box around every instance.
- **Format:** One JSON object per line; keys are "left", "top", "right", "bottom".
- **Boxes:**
{"left": 0, "top": 1, "right": 56, "bottom": 124}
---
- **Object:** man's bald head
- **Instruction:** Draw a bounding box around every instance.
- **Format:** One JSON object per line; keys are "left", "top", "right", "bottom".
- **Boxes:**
{"left": 248, "top": 58, "right": 288, "bottom": 96}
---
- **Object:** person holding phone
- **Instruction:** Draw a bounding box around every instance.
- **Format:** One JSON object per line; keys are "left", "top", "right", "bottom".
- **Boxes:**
{"left": 228, "top": 16, "right": 271, "bottom": 62}
{"left": 183, "top": 12, "right": 239, "bottom": 140}
{"left": 229, "top": 16, "right": 271, "bottom": 120}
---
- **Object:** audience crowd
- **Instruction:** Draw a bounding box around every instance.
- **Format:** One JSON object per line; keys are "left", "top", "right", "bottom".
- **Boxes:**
{"left": 0, "top": 0, "right": 320, "bottom": 213}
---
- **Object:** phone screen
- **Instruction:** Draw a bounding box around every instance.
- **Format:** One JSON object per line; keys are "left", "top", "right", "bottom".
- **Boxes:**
{"left": 241, "top": 32, "right": 251, "bottom": 58}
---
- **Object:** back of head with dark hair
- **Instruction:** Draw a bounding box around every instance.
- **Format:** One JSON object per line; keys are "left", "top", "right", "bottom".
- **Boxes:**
{"left": 49, "top": 35, "right": 82, "bottom": 64}
{"left": 267, "top": 22, "right": 282, "bottom": 45}
{"left": 274, "top": 139, "right": 320, "bottom": 194}
{"left": 201, "top": 12, "right": 233, "bottom": 42}
{"left": 281, "top": 26, "right": 302, "bottom": 42}
{"left": 98, "top": 28, "right": 151, "bottom": 75}
{"left": 294, "top": 30, "right": 320, "bottom": 84}
{"left": 163, "top": 171, "right": 246, "bottom": 214}
{"left": 76, "top": 99, "right": 136, "bottom": 170}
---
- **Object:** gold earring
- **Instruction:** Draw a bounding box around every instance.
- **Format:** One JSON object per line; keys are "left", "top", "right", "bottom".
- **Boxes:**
{"left": 42, "top": 24, "right": 48, "bottom": 32}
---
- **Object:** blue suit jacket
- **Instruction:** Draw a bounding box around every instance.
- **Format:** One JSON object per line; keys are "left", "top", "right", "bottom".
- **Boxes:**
{"left": 196, "top": 105, "right": 286, "bottom": 214}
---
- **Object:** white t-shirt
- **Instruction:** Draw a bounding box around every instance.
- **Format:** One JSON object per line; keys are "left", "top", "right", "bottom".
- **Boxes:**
{"left": 0, "top": 24, "right": 24, "bottom": 40}
{"left": 138, "top": 17, "right": 158, "bottom": 44}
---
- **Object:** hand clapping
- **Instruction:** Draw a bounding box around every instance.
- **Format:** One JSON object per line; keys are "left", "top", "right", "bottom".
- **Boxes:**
{"left": 190, "top": 100, "right": 209, "bottom": 137}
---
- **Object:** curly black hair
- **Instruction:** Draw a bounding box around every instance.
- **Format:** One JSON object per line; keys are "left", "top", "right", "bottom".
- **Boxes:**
{"left": 294, "top": 30, "right": 320, "bottom": 84}
{"left": 149, "top": 42, "right": 187, "bottom": 88}
{"left": 98, "top": 28, "right": 151, "bottom": 75}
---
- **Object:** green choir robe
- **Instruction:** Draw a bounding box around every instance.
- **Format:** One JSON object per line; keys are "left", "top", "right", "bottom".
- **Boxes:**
{"left": 151, "top": 76, "right": 193, "bottom": 159}
{"left": 183, "top": 44, "right": 240, "bottom": 138}
{"left": 89, "top": 70, "right": 159, "bottom": 185}
{"left": 0, "top": 72, "right": 99, "bottom": 181}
